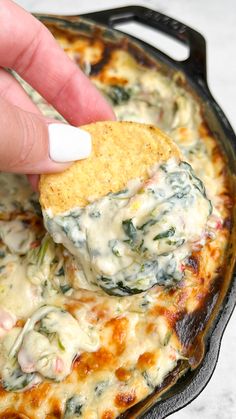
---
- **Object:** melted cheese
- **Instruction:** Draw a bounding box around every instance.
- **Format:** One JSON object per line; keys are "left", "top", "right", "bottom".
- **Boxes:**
{"left": 0, "top": 327, "right": 42, "bottom": 392}
{"left": 44, "top": 159, "right": 212, "bottom": 296}
{"left": 17, "top": 308, "right": 99, "bottom": 381}
{"left": 0, "top": 220, "right": 35, "bottom": 255}
{"left": 0, "top": 258, "right": 42, "bottom": 319}
{"left": 0, "top": 34, "right": 232, "bottom": 418}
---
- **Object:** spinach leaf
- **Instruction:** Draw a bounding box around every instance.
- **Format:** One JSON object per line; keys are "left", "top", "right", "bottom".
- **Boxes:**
{"left": 64, "top": 396, "right": 83, "bottom": 417}
{"left": 29, "top": 198, "right": 42, "bottom": 216}
{"left": 138, "top": 218, "right": 157, "bottom": 231}
{"left": 99, "top": 277, "right": 143, "bottom": 296}
{"left": 132, "top": 239, "right": 147, "bottom": 254}
{"left": 142, "top": 371, "right": 155, "bottom": 389}
{"left": 116, "top": 281, "right": 144, "bottom": 296}
{"left": 107, "top": 85, "right": 130, "bottom": 105}
{"left": 0, "top": 249, "right": 5, "bottom": 258}
{"left": 94, "top": 380, "right": 108, "bottom": 397}
{"left": 122, "top": 219, "right": 137, "bottom": 241}
{"left": 153, "top": 227, "right": 175, "bottom": 241}
{"left": 2, "top": 367, "right": 36, "bottom": 391}
{"left": 60, "top": 284, "right": 72, "bottom": 294}
{"left": 56, "top": 266, "right": 64, "bottom": 276}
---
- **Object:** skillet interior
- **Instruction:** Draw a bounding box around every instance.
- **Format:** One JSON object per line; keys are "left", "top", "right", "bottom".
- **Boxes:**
{"left": 35, "top": 10, "right": 236, "bottom": 418}
{"left": 0, "top": 8, "right": 234, "bottom": 419}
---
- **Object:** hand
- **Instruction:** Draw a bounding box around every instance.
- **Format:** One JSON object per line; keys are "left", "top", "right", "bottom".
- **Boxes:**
{"left": 0, "top": 0, "right": 114, "bottom": 178}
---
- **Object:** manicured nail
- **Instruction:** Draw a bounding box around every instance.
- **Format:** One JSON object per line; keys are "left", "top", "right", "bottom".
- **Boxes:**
{"left": 48, "top": 123, "right": 92, "bottom": 163}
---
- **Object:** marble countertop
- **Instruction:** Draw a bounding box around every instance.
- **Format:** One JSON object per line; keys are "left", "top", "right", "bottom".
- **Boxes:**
{"left": 14, "top": 1, "right": 236, "bottom": 418}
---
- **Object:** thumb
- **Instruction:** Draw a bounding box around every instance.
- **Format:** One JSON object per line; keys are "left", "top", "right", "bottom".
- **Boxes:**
{"left": 0, "top": 97, "right": 92, "bottom": 174}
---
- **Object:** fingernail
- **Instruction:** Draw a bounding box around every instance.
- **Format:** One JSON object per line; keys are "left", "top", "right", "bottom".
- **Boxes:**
{"left": 48, "top": 123, "right": 92, "bottom": 163}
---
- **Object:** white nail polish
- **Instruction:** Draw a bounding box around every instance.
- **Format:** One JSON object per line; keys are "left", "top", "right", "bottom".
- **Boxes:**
{"left": 48, "top": 123, "right": 92, "bottom": 163}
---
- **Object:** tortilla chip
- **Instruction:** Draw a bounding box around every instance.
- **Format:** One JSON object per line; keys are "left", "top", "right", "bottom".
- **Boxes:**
{"left": 40, "top": 121, "right": 181, "bottom": 214}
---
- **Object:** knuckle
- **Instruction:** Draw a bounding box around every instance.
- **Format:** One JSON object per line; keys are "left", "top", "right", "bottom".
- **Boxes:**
{"left": 0, "top": 98, "right": 48, "bottom": 172}
{"left": 17, "top": 113, "right": 36, "bottom": 166}
{"left": 8, "top": 110, "right": 46, "bottom": 170}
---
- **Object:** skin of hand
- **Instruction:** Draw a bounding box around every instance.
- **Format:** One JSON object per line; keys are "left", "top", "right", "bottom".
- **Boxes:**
{"left": 0, "top": 0, "right": 115, "bottom": 185}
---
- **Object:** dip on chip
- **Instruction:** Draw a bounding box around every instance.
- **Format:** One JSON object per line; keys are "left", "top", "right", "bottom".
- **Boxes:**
{"left": 40, "top": 121, "right": 212, "bottom": 296}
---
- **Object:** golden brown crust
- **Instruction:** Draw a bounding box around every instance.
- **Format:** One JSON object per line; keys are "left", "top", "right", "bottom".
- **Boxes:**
{"left": 0, "top": 412, "right": 30, "bottom": 419}
{"left": 39, "top": 121, "right": 181, "bottom": 214}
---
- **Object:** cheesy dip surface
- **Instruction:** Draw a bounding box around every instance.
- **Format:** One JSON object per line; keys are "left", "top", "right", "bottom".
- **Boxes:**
{"left": 44, "top": 159, "right": 212, "bottom": 296}
{"left": 0, "top": 22, "right": 233, "bottom": 419}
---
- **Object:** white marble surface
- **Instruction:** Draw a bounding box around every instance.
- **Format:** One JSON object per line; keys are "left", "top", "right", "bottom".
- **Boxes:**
{"left": 14, "top": 1, "right": 236, "bottom": 418}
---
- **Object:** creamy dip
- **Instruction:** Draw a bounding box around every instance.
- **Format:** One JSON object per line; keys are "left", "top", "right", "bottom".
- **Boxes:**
{"left": 0, "top": 39, "right": 230, "bottom": 418}
{"left": 44, "top": 159, "right": 212, "bottom": 296}
{"left": 0, "top": 305, "right": 99, "bottom": 391}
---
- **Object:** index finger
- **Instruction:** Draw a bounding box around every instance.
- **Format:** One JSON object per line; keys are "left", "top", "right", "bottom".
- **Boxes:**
{"left": 0, "top": 0, "right": 114, "bottom": 125}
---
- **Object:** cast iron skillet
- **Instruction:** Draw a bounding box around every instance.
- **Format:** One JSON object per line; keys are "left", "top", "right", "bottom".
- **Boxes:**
{"left": 39, "top": 6, "right": 236, "bottom": 418}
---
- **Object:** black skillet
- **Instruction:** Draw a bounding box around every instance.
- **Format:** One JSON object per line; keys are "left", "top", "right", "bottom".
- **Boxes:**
{"left": 38, "top": 6, "right": 236, "bottom": 418}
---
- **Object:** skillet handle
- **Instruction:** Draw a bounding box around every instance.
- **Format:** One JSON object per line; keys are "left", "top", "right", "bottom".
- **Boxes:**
{"left": 82, "top": 6, "right": 207, "bottom": 85}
